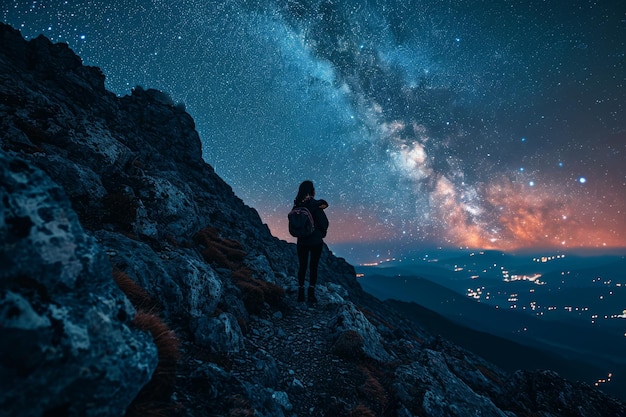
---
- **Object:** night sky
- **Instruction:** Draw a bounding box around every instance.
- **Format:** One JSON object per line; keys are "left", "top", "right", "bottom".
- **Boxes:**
{"left": 3, "top": 1, "right": 625, "bottom": 262}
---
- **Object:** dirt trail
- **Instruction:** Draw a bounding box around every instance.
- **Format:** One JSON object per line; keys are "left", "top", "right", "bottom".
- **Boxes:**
{"left": 233, "top": 301, "right": 369, "bottom": 416}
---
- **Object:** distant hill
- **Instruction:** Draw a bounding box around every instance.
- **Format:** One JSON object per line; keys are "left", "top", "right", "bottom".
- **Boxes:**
{"left": 385, "top": 298, "right": 626, "bottom": 401}
{"left": 360, "top": 273, "right": 626, "bottom": 400}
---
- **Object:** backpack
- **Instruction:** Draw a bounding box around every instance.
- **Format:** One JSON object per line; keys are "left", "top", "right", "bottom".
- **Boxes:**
{"left": 288, "top": 206, "right": 315, "bottom": 237}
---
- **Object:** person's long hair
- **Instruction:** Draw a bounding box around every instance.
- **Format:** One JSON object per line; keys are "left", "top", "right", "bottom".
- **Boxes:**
{"left": 294, "top": 180, "right": 315, "bottom": 206}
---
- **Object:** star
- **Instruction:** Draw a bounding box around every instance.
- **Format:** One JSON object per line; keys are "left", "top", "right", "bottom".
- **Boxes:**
{"left": 2, "top": 0, "right": 624, "bottom": 261}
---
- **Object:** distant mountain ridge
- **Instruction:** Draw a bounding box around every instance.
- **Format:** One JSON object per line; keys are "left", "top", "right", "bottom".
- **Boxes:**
{"left": 1, "top": 22, "right": 625, "bottom": 417}
{"left": 358, "top": 250, "right": 626, "bottom": 400}
{"left": 384, "top": 298, "right": 612, "bottom": 391}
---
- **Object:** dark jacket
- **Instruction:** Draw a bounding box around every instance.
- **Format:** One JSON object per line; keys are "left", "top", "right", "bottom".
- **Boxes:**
{"left": 295, "top": 197, "right": 329, "bottom": 246}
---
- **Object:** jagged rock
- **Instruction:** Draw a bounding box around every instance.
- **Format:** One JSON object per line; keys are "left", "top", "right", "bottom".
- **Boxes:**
{"left": 500, "top": 370, "right": 626, "bottom": 417}
{"left": 394, "top": 350, "right": 508, "bottom": 417}
{"left": 245, "top": 252, "right": 279, "bottom": 284}
{"left": 96, "top": 230, "right": 222, "bottom": 320}
{"left": 240, "top": 382, "right": 288, "bottom": 417}
{"left": 0, "top": 150, "right": 157, "bottom": 417}
{"left": 193, "top": 312, "right": 245, "bottom": 354}
{"left": 329, "top": 302, "right": 394, "bottom": 362}
{"left": 252, "top": 350, "right": 280, "bottom": 387}
{"left": 183, "top": 361, "right": 251, "bottom": 411}
{"left": 291, "top": 378, "right": 305, "bottom": 391}
{"left": 323, "top": 281, "right": 350, "bottom": 305}
{"left": 426, "top": 336, "right": 508, "bottom": 398}
{"left": 270, "top": 390, "right": 293, "bottom": 411}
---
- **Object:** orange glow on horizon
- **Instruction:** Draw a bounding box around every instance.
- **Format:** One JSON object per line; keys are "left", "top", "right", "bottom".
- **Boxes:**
{"left": 259, "top": 175, "right": 625, "bottom": 252}
{"left": 262, "top": 208, "right": 397, "bottom": 245}
{"left": 447, "top": 177, "right": 626, "bottom": 251}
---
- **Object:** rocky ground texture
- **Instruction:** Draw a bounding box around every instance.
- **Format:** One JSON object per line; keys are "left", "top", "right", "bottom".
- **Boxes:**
{"left": 1, "top": 23, "right": 625, "bottom": 417}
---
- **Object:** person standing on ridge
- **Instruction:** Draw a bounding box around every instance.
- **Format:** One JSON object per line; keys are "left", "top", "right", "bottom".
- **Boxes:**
{"left": 292, "top": 180, "right": 329, "bottom": 303}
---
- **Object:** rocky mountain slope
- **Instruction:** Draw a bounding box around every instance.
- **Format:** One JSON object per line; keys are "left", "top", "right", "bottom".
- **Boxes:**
{"left": 1, "top": 22, "right": 625, "bottom": 417}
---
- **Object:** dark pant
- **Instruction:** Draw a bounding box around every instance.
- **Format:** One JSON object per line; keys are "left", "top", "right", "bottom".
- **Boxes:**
{"left": 297, "top": 243, "right": 323, "bottom": 287}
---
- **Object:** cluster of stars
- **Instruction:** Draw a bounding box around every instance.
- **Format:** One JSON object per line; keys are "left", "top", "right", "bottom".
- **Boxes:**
{"left": 2, "top": 0, "right": 624, "bottom": 261}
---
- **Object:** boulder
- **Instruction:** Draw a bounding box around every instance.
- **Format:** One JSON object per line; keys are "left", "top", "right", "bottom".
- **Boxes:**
{"left": 394, "top": 350, "right": 508, "bottom": 417}
{"left": 0, "top": 150, "right": 157, "bottom": 417}
{"left": 194, "top": 312, "right": 245, "bottom": 354}
{"left": 329, "top": 302, "right": 394, "bottom": 362}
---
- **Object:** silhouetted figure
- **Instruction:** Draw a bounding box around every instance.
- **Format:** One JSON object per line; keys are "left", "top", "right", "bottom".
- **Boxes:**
{"left": 292, "top": 180, "right": 329, "bottom": 303}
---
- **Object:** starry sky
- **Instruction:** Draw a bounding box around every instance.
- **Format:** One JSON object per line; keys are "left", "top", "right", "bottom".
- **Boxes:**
{"left": 3, "top": 0, "right": 625, "bottom": 262}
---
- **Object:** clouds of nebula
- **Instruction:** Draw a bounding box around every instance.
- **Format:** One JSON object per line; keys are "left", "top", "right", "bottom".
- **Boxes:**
{"left": 3, "top": 0, "right": 625, "bottom": 260}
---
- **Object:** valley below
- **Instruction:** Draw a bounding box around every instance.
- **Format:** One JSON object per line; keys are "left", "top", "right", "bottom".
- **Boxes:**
{"left": 357, "top": 249, "right": 626, "bottom": 400}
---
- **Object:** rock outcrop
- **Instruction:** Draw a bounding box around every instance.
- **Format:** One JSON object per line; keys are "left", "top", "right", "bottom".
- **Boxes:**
{"left": 0, "top": 151, "right": 157, "bottom": 417}
{"left": 1, "top": 22, "right": 625, "bottom": 417}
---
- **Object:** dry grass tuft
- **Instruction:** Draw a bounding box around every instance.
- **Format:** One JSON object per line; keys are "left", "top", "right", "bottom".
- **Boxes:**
{"left": 126, "top": 312, "right": 181, "bottom": 415}
{"left": 112, "top": 269, "right": 157, "bottom": 313}
{"left": 331, "top": 330, "right": 364, "bottom": 360}
{"left": 231, "top": 267, "right": 285, "bottom": 313}
{"left": 193, "top": 226, "right": 285, "bottom": 314}
{"left": 193, "top": 227, "right": 246, "bottom": 269}
{"left": 113, "top": 271, "right": 181, "bottom": 417}
{"left": 216, "top": 241, "right": 247, "bottom": 264}
{"left": 234, "top": 280, "right": 265, "bottom": 314}
{"left": 200, "top": 244, "right": 231, "bottom": 269}
{"left": 359, "top": 366, "right": 388, "bottom": 412}
{"left": 192, "top": 226, "right": 220, "bottom": 243}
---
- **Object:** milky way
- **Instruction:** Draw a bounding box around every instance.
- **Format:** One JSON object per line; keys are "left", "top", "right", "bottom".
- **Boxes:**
{"left": 3, "top": 0, "right": 625, "bottom": 261}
